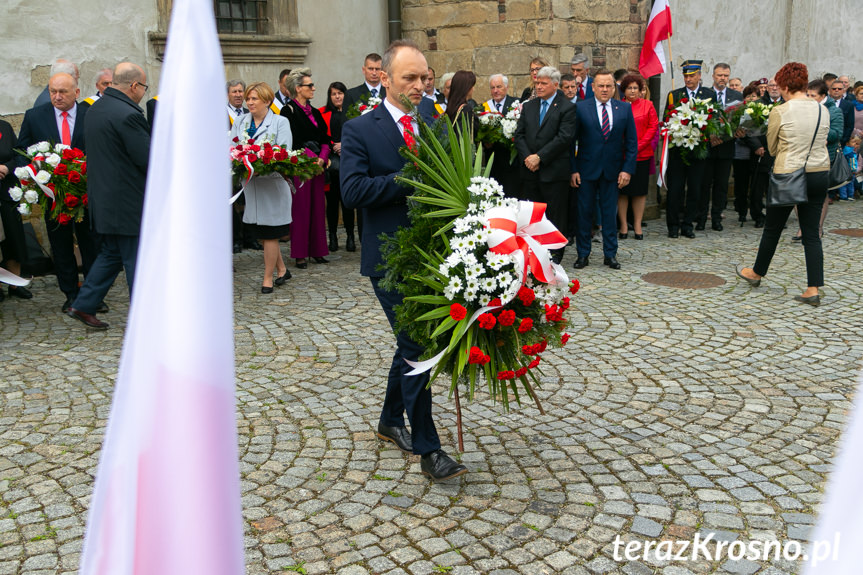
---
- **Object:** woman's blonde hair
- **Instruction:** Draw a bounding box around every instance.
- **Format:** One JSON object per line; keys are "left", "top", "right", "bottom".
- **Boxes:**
{"left": 245, "top": 81, "right": 275, "bottom": 105}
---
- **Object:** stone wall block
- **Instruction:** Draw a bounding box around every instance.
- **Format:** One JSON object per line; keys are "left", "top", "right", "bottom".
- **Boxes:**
{"left": 568, "top": 0, "right": 630, "bottom": 21}
{"left": 402, "top": 2, "right": 498, "bottom": 31}
{"left": 597, "top": 22, "right": 641, "bottom": 44}
{"left": 506, "top": 0, "right": 553, "bottom": 21}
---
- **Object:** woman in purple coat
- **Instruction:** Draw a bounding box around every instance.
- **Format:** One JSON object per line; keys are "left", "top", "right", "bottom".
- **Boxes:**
{"left": 280, "top": 68, "right": 332, "bottom": 269}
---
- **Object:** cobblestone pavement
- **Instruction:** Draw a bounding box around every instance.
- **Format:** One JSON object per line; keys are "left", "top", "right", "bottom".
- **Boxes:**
{"left": 1, "top": 202, "right": 862, "bottom": 575}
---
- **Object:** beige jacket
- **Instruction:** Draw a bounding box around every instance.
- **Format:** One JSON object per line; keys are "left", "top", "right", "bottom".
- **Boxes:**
{"left": 767, "top": 99, "right": 830, "bottom": 174}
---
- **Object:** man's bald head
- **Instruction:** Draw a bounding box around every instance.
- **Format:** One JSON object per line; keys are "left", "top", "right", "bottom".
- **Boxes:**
{"left": 112, "top": 63, "right": 147, "bottom": 103}
{"left": 48, "top": 73, "right": 79, "bottom": 112}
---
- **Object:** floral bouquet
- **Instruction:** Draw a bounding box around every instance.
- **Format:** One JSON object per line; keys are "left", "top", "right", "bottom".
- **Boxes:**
{"left": 475, "top": 100, "right": 521, "bottom": 163}
{"left": 727, "top": 100, "right": 775, "bottom": 136}
{"left": 382, "top": 111, "right": 578, "bottom": 449}
{"left": 661, "top": 97, "right": 731, "bottom": 164}
{"left": 345, "top": 94, "right": 382, "bottom": 120}
{"left": 12, "top": 142, "right": 87, "bottom": 225}
{"left": 229, "top": 133, "right": 322, "bottom": 201}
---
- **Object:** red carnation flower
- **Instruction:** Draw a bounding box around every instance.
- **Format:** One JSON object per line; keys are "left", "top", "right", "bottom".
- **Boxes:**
{"left": 560, "top": 297, "right": 570, "bottom": 311}
{"left": 569, "top": 279, "right": 580, "bottom": 294}
{"left": 248, "top": 138, "right": 255, "bottom": 144}
{"left": 290, "top": 156, "right": 299, "bottom": 164}
{"left": 561, "top": 333, "right": 570, "bottom": 346}
{"left": 528, "top": 357, "right": 541, "bottom": 369}
{"left": 64, "top": 195, "right": 79, "bottom": 208}
{"left": 80, "top": 161, "right": 87, "bottom": 174}
{"left": 515, "top": 367, "right": 527, "bottom": 378}
{"left": 467, "top": 346, "right": 485, "bottom": 364}
{"left": 477, "top": 313, "right": 496, "bottom": 330}
{"left": 480, "top": 354, "right": 491, "bottom": 365}
{"left": 680, "top": 97, "right": 689, "bottom": 103}
{"left": 489, "top": 297, "right": 502, "bottom": 307}
{"left": 517, "top": 318, "right": 533, "bottom": 333}
{"left": 46, "top": 182, "right": 56, "bottom": 192}
{"left": 82, "top": 194, "right": 88, "bottom": 206}
{"left": 538, "top": 339, "right": 548, "bottom": 353}
{"left": 522, "top": 344, "right": 536, "bottom": 355}
{"left": 517, "top": 286, "right": 535, "bottom": 306}
{"left": 449, "top": 303, "right": 467, "bottom": 321}
{"left": 498, "top": 309, "right": 516, "bottom": 326}
{"left": 53, "top": 163, "right": 68, "bottom": 175}
{"left": 497, "top": 370, "right": 515, "bottom": 380}
{"left": 67, "top": 171, "right": 82, "bottom": 183}
{"left": 232, "top": 136, "right": 239, "bottom": 143}
{"left": 57, "top": 213, "right": 72, "bottom": 225}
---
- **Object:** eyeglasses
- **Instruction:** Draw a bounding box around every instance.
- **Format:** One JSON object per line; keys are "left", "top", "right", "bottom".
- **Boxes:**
{"left": 299, "top": 83, "right": 315, "bottom": 89}
{"left": 137, "top": 82, "right": 149, "bottom": 92}
{"left": 529, "top": 67, "right": 542, "bottom": 73}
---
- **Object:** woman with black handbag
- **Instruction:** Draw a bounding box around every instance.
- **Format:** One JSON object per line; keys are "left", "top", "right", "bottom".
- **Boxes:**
{"left": 736, "top": 63, "right": 830, "bottom": 306}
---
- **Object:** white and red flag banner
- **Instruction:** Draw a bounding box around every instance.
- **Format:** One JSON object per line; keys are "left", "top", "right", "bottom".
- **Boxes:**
{"left": 639, "top": 0, "right": 672, "bottom": 78}
{"left": 78, "top": 0, "right": 244, "bottom": 573}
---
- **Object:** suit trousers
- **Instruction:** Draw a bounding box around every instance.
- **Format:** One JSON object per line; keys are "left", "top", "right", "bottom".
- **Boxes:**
{"left": 752, "top": 172, "right": 827, "bottom": 287}
{"left": 698, "top": 157, "right": 732, "bottom": 225}
{"left": 576, "top": 177, "right": 618, "bottom": 258}
{"left": 666, "top": 153, "right": 704, "bottom": 233}
{"left": 370, "top": 277, "right": 441, "bottom": 456}
{"left": 732, "top": 159, "right": 764, "bottom": 222}
{"left": 45, "top": 210, "right": 98, "bottom": 298}
{"left": 522, "top": 179, "right": 569, "bottom": 260}
{"left": 72, "top": 234, "right": 139, "bottom": 314}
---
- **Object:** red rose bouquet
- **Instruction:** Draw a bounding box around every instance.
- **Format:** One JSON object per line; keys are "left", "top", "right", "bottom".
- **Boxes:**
{"left": 12, "top": 142, "right": 87, "bottom": 224}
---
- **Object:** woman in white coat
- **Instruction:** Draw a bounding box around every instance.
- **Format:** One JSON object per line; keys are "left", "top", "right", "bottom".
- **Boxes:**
{"left": 230, "top": 82, "right": 294, "bottom": 293}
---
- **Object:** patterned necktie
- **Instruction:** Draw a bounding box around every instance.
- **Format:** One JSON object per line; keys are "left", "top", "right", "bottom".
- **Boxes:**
{"left": 539, "top": 100, "right": 549, "bottom": 125}
{"left": 578, "top": 83, "right": 585, "bottom": 100}
{"left": 370, "top": 88, "right": 378, "bottom": 98}
{"left": 60, "top": 111, "right": 71, "bottom": 146}
{"left": 496, "top": 101, "right": 501, "bottom": 113}
{"left": 398, "top": 115, "right": 417, "bottom": 152}
{"left": 235, "top": 107, "right": 242, "bottom": 115}
{"left": 601, "top": 103, "right": 610, "bottom": 140}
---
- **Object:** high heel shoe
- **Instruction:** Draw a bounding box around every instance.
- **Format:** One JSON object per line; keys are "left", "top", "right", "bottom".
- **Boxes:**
{"left": 734, "top": 265, "right": 761, "bottom": 287}
{"left": 312, "top": 257, "right": 329, "bottom": 264}
{"left": 633, "top": 233, "right": 644, "bottom": 240}
{"left": 295, "top": 258, "right": 308, "bottom": 269}
{"left": 618, "top": 232, "right": 628, "bottom": 239}
{"left": 275, "top": 270, "right": 292, "bottom": 285}
{"left": 793, "top": 294, "right": 820, "bottom": 306}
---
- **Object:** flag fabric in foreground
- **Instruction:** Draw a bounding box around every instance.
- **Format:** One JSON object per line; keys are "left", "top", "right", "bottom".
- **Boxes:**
{"left": 803, "top": 374, "right": 862, "bottom": 574}
{"left": 78, "top": 0, "right": 244, "bottom": 573}
{"left": 638, "top": 0, "right": 672, "bottom": 79}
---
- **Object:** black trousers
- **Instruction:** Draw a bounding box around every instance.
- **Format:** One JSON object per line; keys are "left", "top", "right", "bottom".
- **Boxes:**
{"left": 753, "top": 171, "right": 828, "bottom": 287}
{"left": 522, "top": 178, "right": 569, "bottom": 260}
{"left": 45, "top": 209, "right": 98, "bottom": 298}
{"left": 325, "top": 169, "right": 356, "bottom": 237}
{"left": 72, "top": 233, "right": 139, "bottom": 313}
{"left": 733, "top": 159, "right": 764, "bottom": 222}
{"left": 699, "top": 157, "right": 732, "bottom": 225}
{"left": 665, "top": 152, "right": 704, "bottom": 232}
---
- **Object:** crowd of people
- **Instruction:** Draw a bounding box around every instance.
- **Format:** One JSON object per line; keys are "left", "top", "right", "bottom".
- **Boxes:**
{"left": 1, "top": 51, "right": 861, "bottom": 316}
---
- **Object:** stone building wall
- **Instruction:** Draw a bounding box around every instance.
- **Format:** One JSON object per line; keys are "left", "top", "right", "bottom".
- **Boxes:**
{"left": 401, "top": 0, "right": 652, "bottom": 103}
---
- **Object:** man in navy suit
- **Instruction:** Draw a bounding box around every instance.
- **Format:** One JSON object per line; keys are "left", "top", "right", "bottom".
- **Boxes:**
{"left": 341, "top": 40, "right": 467, "bottom": 483}
{"left": 17, "top": 72, "right": 99, "bottom": 311}
{"left": 570, "top": 70, "right": 637, "bottom": 270}
{"left": 514, "top": 66, "right": 576, "bottom": 264}
{"left": 344, "top": 53, "right": 387, "bottom": 110}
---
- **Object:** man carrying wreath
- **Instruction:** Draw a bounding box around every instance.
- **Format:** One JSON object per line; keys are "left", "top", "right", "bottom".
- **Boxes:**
{"left": 341, "top": 40, "right": 467, "bottom": 482}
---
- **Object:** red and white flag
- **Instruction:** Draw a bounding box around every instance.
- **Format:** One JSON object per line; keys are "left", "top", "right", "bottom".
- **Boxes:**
{"left": 639, "top": 0, "right": 672, "bottom": 78}
{"left": 78, "top": 0, "right": 243, "bottom": 573}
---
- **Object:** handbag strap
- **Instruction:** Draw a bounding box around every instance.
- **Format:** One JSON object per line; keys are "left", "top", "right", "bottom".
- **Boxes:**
{"left": 802, "top": 103, "right": 821, "bottom": 169}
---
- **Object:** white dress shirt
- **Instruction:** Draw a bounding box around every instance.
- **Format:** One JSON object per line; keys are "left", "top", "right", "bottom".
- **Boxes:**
{"left": 54, "top": 104, "right": 77, "bottom": 142}
{"left": 366, "top": 82, "right": 383, "bottom": 98}
{"left": 595, "top": 99, "right": 613, "bottom": 130}
{"left": 383, "top": 98, "right": 416, "bottom": 135}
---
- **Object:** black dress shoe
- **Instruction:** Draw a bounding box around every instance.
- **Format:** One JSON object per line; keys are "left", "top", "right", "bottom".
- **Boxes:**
{"left": 634, "top": 233, "right": 644, "bottom": 240}
{"left": 618, "top": 232, "right": 628, "bottom": 239}
{"left": 667, "top": 230, "right": 679, "bottom": 238}
{"left": 681, "top": 229, "right": 696, "bottom": 238}
{"left": 573, "top": 256, "right": 589, "bottom": 269}
{"left": 712, "top": 222, "right": 724, "bottom": 232}
{"left": 421, "top": 449, "right": 468, "bottom": 482}
{"left": 345, "top": 235, "right": 356, "bottom": 252}
{"left": 66, "top": 308, "right": 109, "bottom": 329}
{"left": 312, "top": 256, "right": 329, "bottom": 264}
{"left": 754, "top": 219, "right": 765, "bottom": 228}
{"left": 274, "top": 270, "right": 292, "bottom": 286}
{"left": 695, "top": 222, "right": 706, "bottom": 231}
{"left": 603, "top": 256, "right": 621, "bottom": 269}
{"left": 233, "top": 243, "right": 242, "bottom": 254}
{"left": 328, "top": 233, "right": 339, "bottom": 252}
{"left": 376, "top": 423, "right": 412, "bottom": 453}
{"left": 295, "top": 259, "right": 308, "bottom": 269}
{"left": 8, "top": 286, "right": 33, "bottom": 299}
{"left": 261, "top": 285, "right": 274, "bottom": 294}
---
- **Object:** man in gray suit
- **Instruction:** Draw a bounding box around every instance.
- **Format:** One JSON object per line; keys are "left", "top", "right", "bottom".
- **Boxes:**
{"left": 67, "top": 62, "right": 151, "bottom": 329}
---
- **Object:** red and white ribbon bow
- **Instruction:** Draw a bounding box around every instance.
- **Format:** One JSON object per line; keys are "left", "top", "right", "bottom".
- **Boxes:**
{"left": 486, "top": 201, "right": 569, "bottom": 287}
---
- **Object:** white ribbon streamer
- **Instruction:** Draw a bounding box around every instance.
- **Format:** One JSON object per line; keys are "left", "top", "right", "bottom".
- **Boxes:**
{"left": 0, "top": 267, "right": 32, "bottom": 287}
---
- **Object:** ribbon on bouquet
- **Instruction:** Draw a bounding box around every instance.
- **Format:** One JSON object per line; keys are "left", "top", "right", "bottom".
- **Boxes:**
{"left": 656, "top": 129, "right": 670, "bottom": 189}
{"left": 229, "top": 154, "right": 255, "bottom": 204}
{"left": 23, "top": 164, "right": 56, "bottom": 206}
{"left": 0, "top": 267, "right": 32, "bottom": 287}
{"left": 405, "top": 200, "right": 569, "bottom": 376}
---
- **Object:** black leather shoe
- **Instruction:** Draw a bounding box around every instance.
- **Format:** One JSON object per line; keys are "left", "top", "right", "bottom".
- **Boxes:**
{"left": 634, "top": 233, "right": 644, "bottom": 240}
{"left": 695, "top": 222, "right": 706, "bottom": 231}
{"left": 8, "top": 286, "right": 33, "bottom": 299}
{"left": 421, "top": 449, "right": 468, "bottom": 482}
{"left": 681, "top": 229, "right": 696, "bottom": 238}
{"left": 261, "top": 285, "right": 273, "bottom": 294}
{"left": 346, "top": 235, "right": 356, "bottom": 252}
{"left": 328, "top": 233, "right": 339, "bottom": 252}
{"left": 618, "top": 232, "right": 628, "bottom": 239}
{"left": 66, "top": 307, "right": 109, "bottom": 329}
{"left": 376, "top": 423, "right": 412, "bottom": 453}
{"left": 233, "top": 243, "right": 242, "bottom": 254}
{"left": 61, "top": 297, "right": 74, "bottom": 313}
{"left": 712, "top": 222, "right": 724, "bottom": 232}
{"left": 573, "top": 256, "right": 589, "bottom": 269}
{"left": 96, "top": 302, "right": 110, "bottom": 314}
{"left": 274, "top": 270, "right": 292, "bottom": 286}
{"left": 603, "top": 256, "right": 621, "bottom": 269}
{"left": 312, "top": 257, "right": 329, "bottom": 264}
{"left": 754, "top": 219, "right": 765, "bottom": 228}
{"left": 295, "top": 259, "right": 308, "bottom": 269}
{"left": 667, "top": 230, "right": 679, "bottom": 238}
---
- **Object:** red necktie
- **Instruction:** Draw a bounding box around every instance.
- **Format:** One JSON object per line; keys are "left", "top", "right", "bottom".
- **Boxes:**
{"left": 601, "top": 103, "right": 610, "bottom": 140}
{"left": 399, "top": 115, "right": 417, "bottom": 152}
{"left": 61, "top": 111, "right": 71, "bottom": 146}
{"left": 578, "top": 83, "right": 585, "bottom": 100}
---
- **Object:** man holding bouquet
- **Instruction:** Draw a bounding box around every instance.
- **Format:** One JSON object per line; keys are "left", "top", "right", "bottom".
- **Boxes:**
{"left": 341, "top": 40, "right": 467, "bottom": 482}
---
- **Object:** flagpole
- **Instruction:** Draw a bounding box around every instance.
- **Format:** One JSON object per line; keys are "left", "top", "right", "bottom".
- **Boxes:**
{"left": 665, "top": 6, "right": 674, "bottom": 91}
